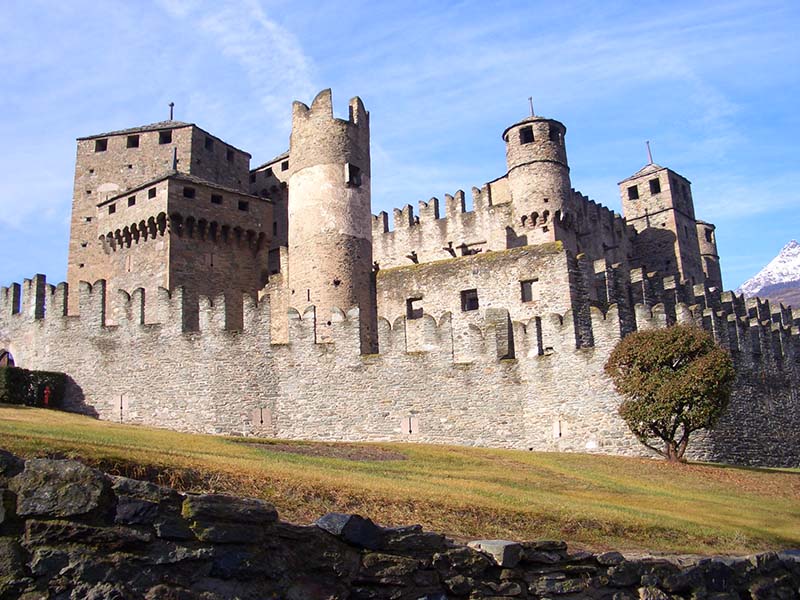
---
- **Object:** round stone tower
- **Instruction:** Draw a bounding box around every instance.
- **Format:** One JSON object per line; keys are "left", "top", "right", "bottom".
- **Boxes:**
{"left": 287, "top": 89, "right": 377, "bottom": 352}
{"left": 696, "top": 220, "right": 723, "bottom": 290}
{"left": 502, "top": 116, "right": 573, "bottom": 244}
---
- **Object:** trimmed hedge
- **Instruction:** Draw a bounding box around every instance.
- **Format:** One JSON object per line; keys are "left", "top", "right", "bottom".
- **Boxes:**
{"left": 0, "top": 366, "right": 66, "bottom": 408}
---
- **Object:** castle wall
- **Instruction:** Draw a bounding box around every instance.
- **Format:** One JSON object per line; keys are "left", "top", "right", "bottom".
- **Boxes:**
{"left": 188, "top": 127, "right": 251, "bottom": 192}
{"left": 1, "top": 275, "right": 797, "bottom": 468}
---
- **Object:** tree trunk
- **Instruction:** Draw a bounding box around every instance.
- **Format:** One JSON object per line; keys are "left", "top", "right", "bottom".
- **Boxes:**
{"left": 665, "top": 441, "right": 681, "bottom": 462}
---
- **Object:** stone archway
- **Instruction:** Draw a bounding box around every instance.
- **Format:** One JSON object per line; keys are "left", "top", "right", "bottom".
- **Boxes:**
{"left": 0, "top": 349, "right": 14, "bottom": 367}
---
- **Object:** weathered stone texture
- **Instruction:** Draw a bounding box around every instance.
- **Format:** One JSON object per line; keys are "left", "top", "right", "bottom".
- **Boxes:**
{"left": 0, "top": 452, "right": 798, "bottom": 600}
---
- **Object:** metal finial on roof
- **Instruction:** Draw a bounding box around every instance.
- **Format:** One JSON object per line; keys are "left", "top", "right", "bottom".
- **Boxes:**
{"left": 646, "top": 140, "right": 654, "bottom": 165}
{"left": 169, "top": 102, "right": 175, "bottom": 121}
{"left": 528, "top": 97, "right": 534, "bottom": 117}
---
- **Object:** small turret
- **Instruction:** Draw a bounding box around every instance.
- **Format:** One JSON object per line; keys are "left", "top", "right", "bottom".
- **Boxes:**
{"left": 502, "top": 115, "right": 574, "bottom": 248}
{"left": 286, "top": 89, "right": 377, "bottom": 352}
{"left": 696, "top": 220, "right": 723, "bottom": 290}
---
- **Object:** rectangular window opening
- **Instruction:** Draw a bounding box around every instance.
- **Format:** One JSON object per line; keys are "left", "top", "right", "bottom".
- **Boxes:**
{"left": 346, "top": 163, "right": 362, "bottom": 187}
{"left": 461, "top": 288, "right": 479, "bottom": 312}
{"left": 94, "top": 138, "right": 108, "bottom": 152}
{"left": 158, "top": 130, "right": 172, "bottom": 144}
{"left": 211, "top": 194, "right": 223, "bottom": 205}
{"left": 627, "top": 185, "right": 639, "bottom": 200}
{"left": 548, "top": 124, "right": 560, "bottom": 143}
{"left": 250, "top": 173, "right": 257, "bottom": 183}
{"left": 127, "top": 196, "right": 136, "bottom": 207}
{"left": 519, "top": 126, "right": 534, "bottom": 145}
{"left": 281, "top": 160, "right": 289, "bottom": 171}
{"left": 520, "top": 278, "right": 539, "bottom": 303}
{"left": 183, "top": 186, "right": 196, "bottom": 199}
{"left": 108, "top": 204, "right": 116, "bottom": 214}
{"left": 272, "top": 221, "right": 278, "bottom": 235}
{"left": 126, "top": 135, "right": 139, "bottom": 148}
{"left": 406, "top": 297, "right": 423, "bottom": 320}
{"left": 148, "top": 187, "right": 156, "bottom": 199}
{"left": 649, "top": 178, "right": 661, "bottom": 194}
{"left": 226, "top": 149, "right": 234, "bottom": 161}
{"left": 204, "top": 136, "right": 214, "bottom": 151}
{"left": 705, "top": 228, "right": 713, "bottom": 243}
{"left": 264, "top": 167, "right": 273, "bottom": 177}
{"left": 238, "top": 200, "right": 249, "bottom": 212}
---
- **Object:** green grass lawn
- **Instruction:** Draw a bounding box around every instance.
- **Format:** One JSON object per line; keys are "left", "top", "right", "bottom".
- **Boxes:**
{"left": 1, "top": 404, "right": 798, "bottom": 555}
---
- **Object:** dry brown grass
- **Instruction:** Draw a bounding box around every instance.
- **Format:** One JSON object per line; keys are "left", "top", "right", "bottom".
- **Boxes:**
{"left": 1, "top": 404, "right": 798, "bottom": 555}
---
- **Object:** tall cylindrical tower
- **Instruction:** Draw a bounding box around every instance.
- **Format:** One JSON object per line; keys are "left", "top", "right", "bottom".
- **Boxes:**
{"left": 287, "top": 89, "right": 377, "bottom": 352}
{"left": 696, "top": 220, "right": 723, "bottom": 290}
{"left": 502, "top": 116, "right": 573, "bottom": 245}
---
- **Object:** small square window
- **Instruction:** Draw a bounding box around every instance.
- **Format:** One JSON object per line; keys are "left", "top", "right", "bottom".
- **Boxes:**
{"left": 127, "top": 135, "right": 139, "bottom": 148}
{"left": 84, "top": 216, "right": 92, "bottom": 223}
{"left": 183, "top": 186, "right": 195, "bottom": 199}
{"left": 627, "top": 185, "right": 639, "bottom": 200}
{"left": 519, "top": 126, "right": 534, "bottom": 145}
{"left": 108, "top": 204, "right": 116, "bottom": 214}
{"left": 461, "top": 289, "right": 479, "bottom": 312}
{"left": 520, "top": 278, "right": 539, "bottom": 303}
{"left": 80, "top": 242, "right": 88, "bottom": 248}
{"left": 148, "top": 187, "right": 156, "bottom": 199}
{"left": 238, "top": 200, "right": 249, "bottom": 212}
{"left": 88, "top": 168, "right": 95, "bottom": 174}
{"left": 649, "top": 178, "right": 661, "bottom": 194}
{"left": 281, "top": 160, "right": 289, "bottom": 171}
{"left": 346, "top": 163, "right": 362, "bottom": 187}
{"left": 250, "top": 173, "right": 257, "bottom": 183}
{"left": 94, "top": 139, "right": 108, "bottom": 152}
{"left": 211, "top": 194, "right": 223, "bottom": 205}
{"left": 204, "top": 136, "right": 214, "bottom": 150}
{"left": 128, "top": 196, "right": 136, "bottom": 207}
{"left": 85, "top": 190, "right": 92, "bottom": 195}
{"left": 406, "top": 297, "right": 423, "bottom": 320}
{"left": 159, "top": 130, "right": 172, "bottom": 144}
{"left": 226, "top": 149, "right": 235, "bottom": 161}
{"left": 264, "top": 167, "right": 273, "bottom": 177}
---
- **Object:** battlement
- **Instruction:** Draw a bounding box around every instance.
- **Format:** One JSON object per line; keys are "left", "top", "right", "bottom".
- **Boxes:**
{"left": 3, "top": 274, "right": 797, "bottom": 373}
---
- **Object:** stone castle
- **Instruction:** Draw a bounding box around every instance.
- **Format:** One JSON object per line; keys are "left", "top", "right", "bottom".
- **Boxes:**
{"left": 1, "top": 90, "right": 798, "bottom": 466}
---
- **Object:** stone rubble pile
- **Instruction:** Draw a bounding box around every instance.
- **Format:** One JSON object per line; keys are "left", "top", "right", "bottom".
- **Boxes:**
{"left": 0, "top": 450, "right": 798, "bottom": 599}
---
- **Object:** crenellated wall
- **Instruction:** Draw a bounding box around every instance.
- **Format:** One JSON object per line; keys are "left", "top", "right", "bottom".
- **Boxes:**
{"left": 1, "top": 271, "right": 798, "bottom": 467}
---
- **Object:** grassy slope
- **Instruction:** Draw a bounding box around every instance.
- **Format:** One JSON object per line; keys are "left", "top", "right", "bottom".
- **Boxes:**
{"left": 1, "top": 405, "right": 798, "bottom": 555}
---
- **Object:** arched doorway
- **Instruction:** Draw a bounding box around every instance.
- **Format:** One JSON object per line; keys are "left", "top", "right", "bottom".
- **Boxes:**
{"left": 0, "top": 349, "right": 14, "bottom": 367}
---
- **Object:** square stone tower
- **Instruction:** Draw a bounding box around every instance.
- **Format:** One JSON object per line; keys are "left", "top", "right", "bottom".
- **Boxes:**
{"left": 67, "top": 120, "right": 272, "bottom": 320}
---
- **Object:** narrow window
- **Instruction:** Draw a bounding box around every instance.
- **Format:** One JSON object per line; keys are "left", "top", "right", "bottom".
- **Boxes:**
{"left": 272, "top": 221, "right": 278, "bottom": 235}
{"left": 148, "top": 187, "right": 156, "bottom": 199}
{"left": 264, "top": 167, "right": 273, "bottom": 176}
{"left": 183, "top": 186, "right": 195, "bottom": 199}
{"left": 158, "top": 130, "right": 172, "bottom": 144}
{"left": 649, "top": 178, "right": 661, "bottom": 194}
{"left": 108, "top": 204, "right": 116, "bottom": 214}
{"left": 406, "top": 297, "right": 423, "bottom": 320}
{"left": 520, "top": 278, "right": 539, "bottom": 303}
{"left": 461, "top": 289, "right": 479, "bottom": 312}
{"left": 346, "top": 163, "right": 362, "bottom": 187}
{"left": 627, "top": 185, "right": 639, "bottom": 200}
{"left": 548, "top": 124, "right": 560, "bottom": 143}
{"left": 281, "top": 160, "right": 289, "bottom": 171}
{"left": 210, "top": 194, "right": 223, "bottom": 205}
{"left": 250, "top": 173, "right": 257, "bottom": 183}
{"left": 226, "top": 149, "right": 234, "bottom": 161}
{"left": 94, "top": 139, "right": 108, "bottom": 152}
{"left": 705, "top": 228, "right": 713, "bottom": 243}
{"left": 204, "top": 136, "right": 214, "bottom": 150}
{"left": 127, "top": 135, "right": 140, "bottom": 148}
{"left": 519, "top": 126, "right": 534, "bottom": 144}
{"left": 238, "top": 200, "right": 249, "bottom": 211}
{"left": 128, "top": 196, "right": 136, "bottom": 207}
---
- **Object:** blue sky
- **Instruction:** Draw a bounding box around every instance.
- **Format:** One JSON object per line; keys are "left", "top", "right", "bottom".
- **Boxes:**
{"left": 1, "top": 0, "right": 798, "bottom": 289}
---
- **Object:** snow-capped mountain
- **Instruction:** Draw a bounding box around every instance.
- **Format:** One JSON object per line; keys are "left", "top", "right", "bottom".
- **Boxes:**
{"left": 737, "top": 240, "right": 800, "bottom": 307}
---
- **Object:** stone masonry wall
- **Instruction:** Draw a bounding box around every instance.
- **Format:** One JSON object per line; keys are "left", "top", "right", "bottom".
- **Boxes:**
{"left": 1, "top": 451, "right": 798, "bottom": 600}
{"left": 1, "top": 267, "right": 799, "bottom": 468}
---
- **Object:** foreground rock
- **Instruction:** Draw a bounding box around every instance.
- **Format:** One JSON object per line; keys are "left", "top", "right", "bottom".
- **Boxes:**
{"left": 0, "top": 452, "right": 797, "bottom": 599}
